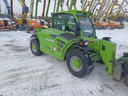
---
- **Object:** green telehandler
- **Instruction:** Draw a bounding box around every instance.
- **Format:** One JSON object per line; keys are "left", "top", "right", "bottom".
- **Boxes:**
{"left": 30, "top": 10, "right": 128, "bottom": 86}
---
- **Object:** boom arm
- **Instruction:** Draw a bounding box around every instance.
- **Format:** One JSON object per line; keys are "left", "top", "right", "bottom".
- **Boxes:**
{"left": 60, "top": 0, "right": 64, "bottom": 11}
{"left": 73, "top": 0, "right": 77, "bottom": 10}
{"left": 114, "top": 0, "right": 125, "bottom": 20}
{"left": 53, "top": 0, "right": 56, "bottom": 13}
{"left": 18, "top": 0, "right": 29, "bottom": 22}
{"left": 82, "top": 0, "right": 87, "bottom": 11}
{"left": 66, "top": 0, "right": 74, "bottom": 11}
{"left": 3, "top": 0, "right": 10, "bottom": 18}
{"left": 56, "top": 0, "right": 65, "bottom": 12}
{"left": 10, "top": 0, "right": 14, "bottom": 19}
{"left": 69, "top": 0, "right": 74, "bottom": 11}
{"left": 45, "top": 0, "right": 50, "bottom": 21}
{"left": 29, "top": 0, "right": 35, "bottom": 19}
{"left": 42, "top": 0, "right": 46, "bottom": 20}
{"left": 35, "top": 0, "right": 41, "bottom": 19}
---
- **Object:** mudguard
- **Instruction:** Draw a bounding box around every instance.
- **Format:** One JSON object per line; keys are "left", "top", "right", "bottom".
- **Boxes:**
{"left": 71, "top": 45, "right": 92, "bottom": 51}
{"left": 30, "top": 34, "right": 38, "bottom": 39}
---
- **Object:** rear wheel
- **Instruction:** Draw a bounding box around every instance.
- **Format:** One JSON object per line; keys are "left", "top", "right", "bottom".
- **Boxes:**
{"left": 19, "top": 27, "right": 22, "bottom": 31}
{"left": 13, "top": 26, "right": 17, "bottom": 31}
{"left": 110, "top": 26, "right": 114, "bottom": 30}
{"left": 66, "top": 49, "right": 94, "bottom": 77}
{"left": 98, "top": 26, "right": 101, "bottom": 30}
{"left": 30, "top": 39, "right": 43, "bottom": 56}
{"left": 25, "top": 27, "right": 30, "bottom": 33}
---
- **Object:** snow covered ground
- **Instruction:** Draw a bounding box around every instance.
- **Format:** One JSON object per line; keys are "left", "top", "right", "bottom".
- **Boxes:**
{"left": 0, "top": 28, "right": 128, "bottom": 96}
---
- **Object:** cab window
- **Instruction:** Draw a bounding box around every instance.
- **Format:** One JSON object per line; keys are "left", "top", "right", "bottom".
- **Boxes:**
{"left": 53, "top": 13, "right": 76, "bottom": 32}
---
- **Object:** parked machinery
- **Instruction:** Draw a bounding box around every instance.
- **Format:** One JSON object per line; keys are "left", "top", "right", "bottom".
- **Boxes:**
{"left": 30, "top": 10, "right": 128, "bottom": 87}
{"left": 0, "top": 18, "right": 14, "bottom": 30}
{"left": 15, "top": 0, "right": 29, "bottom": 31}
{"left": 92, "top": 0, "right": 126, "bottom": 29}
{"left": 0, "top": 0, "right": 16, "bottom": 31}
{"left": 26, "top": 0, "right": 50, "bottom": 33}
{"left": 3, "top": 0, "right": 10, "bottom": 18}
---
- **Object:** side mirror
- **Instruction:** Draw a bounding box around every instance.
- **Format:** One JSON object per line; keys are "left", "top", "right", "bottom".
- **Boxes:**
{"left": 75, "top": 22, "right": 81, "bottom": 37}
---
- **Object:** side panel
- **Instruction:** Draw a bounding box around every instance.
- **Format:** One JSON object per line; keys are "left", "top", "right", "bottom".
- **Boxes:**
{"left": 37, "top": 28, "right": 79, "bottom": 60}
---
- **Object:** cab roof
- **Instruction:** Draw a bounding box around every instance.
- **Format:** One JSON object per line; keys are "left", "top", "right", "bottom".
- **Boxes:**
{"left": 52, "top": 10, "right": 92, "bottom": 17}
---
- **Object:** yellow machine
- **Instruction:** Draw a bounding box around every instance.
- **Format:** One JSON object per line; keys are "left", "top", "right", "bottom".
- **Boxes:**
{"left": 81, "top": 0, "right": 87, "bottom": 11}
{"left": 114, "top": 0, "right": 125, "bottom": 20}
{"left": 107, "top": 0, "right": 128, "bottom": 20}
{"left": 73, "top": 0, "right": 77, "bottom": 10}
{"left": 90, "top": 0, "right": 101, "bottom": 20}
{"left": 53, "top": 0, "right": 57, "bottom": 13}
{"left": 66, "top": 0, "right": 70, "bottom": 10}
{"left": 15, "top": 0, "right": 29, "bottom": 25}
{"left": 60, "top": 0, "right": 65, "bottom": 11}
{"left": 66, "top": 0, "right": 77, "bottom": 10}
{"left": 102, "top": 0, "right": 118, "bottom": 21}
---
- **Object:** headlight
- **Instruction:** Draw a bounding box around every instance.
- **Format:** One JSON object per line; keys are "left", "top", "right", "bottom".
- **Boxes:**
{"left": 84, "top": 42, "right": 88, "bottom": 46}
{"left": 80, "top": 41, "right": 88, "bottom": 46}
{"left": 102, "top": 37, "right": 111, "bottom": 41}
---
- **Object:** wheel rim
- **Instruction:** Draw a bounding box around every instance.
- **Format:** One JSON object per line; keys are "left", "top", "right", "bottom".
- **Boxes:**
{"left": 70, "top": 56, "right": 82, "bottom": 72}
{"left": 32, "top": 43, "right": 37, "bottom": 52}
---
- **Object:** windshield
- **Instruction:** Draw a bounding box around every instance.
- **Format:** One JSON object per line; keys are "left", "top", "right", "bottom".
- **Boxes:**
{"left": 77, "top": 15, "right": 95, "bottom": 37}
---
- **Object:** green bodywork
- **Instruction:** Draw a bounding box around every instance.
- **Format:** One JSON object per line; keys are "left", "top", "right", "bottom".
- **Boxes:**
{"left": 56, "top": 0, "right": 60, "bottom": 12}
{"left": 36, "top": 10, "right": 116, "bottom": 76}
{"left": 35, "top": 0, "right": 41, "bottom": 19}
{"left": 69, "top": 0, "right": 74, "bottom": 11}
{"left": 73, "top": 59, "right": 81, "bottom": 68}
{"left": 33, "top": 44, "right": 37, "bottom": 50}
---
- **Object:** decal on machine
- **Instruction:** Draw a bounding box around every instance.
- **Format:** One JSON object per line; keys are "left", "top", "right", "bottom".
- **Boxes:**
{"left": 45, "top": 38, "right": 54, "bottom": 43}
{"left": 94, "top": 41, "right": 99, "bottom": 44}
{"left": 45, "top": 45, "right": 51, "bottom": 50}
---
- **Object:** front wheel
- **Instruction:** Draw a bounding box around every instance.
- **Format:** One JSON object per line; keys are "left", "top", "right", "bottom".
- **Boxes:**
{"left": 30, "top": 39, "right": 43, "bottom": 56}
{"left": 66, "top": 49, "right": 94, "bottom": 77}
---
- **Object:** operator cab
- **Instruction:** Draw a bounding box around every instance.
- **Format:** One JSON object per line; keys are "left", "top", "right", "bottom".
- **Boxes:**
{"left": 52, "top": 10, "right": 96, "bottom": 38}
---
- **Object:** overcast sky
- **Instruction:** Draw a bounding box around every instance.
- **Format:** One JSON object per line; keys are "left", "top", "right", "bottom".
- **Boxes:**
{"left": 0, "top": 0, "right": 128, "bottom": 17}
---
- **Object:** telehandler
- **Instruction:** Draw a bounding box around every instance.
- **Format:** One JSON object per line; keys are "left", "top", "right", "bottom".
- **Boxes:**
{"left": 30, "top": 10, "right": 128, "bottom": 86}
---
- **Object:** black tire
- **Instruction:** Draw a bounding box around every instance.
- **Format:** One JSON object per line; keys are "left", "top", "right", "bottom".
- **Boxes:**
{"left": 33, "top": 28, "right": 36, "bottom": 33}
{"left": 98, "top": 26, "right": 101, "bottom": 30}
{"left": 94, "top": 26, "right": 97, "bottom": 30}
{"left": 110, "top": 26, "right": 114, "bottom": 30}
{"left": 14, "top": 26, "right": 17, "bottom": 31}
{"left": 19, "top": 27, "right": 22, "bottom": 31}
{"left": 66, "top": 49, "right": 94, "bottom": 77}
{"left": 30, "top": 39, "right": 43, "bottom": 56}
{"left": 25, "top": 27, "right": 30, "bottom": 33}
{"left": 97, "top": 59, "right": 104, "bottom": 64}
{"left": 4, "top": 20, "right": 8, "bottom": 26}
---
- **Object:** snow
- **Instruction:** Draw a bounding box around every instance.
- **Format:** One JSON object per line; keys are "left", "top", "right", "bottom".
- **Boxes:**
{"left": 0, "top": 28, "right": 128, "bottom": 96}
